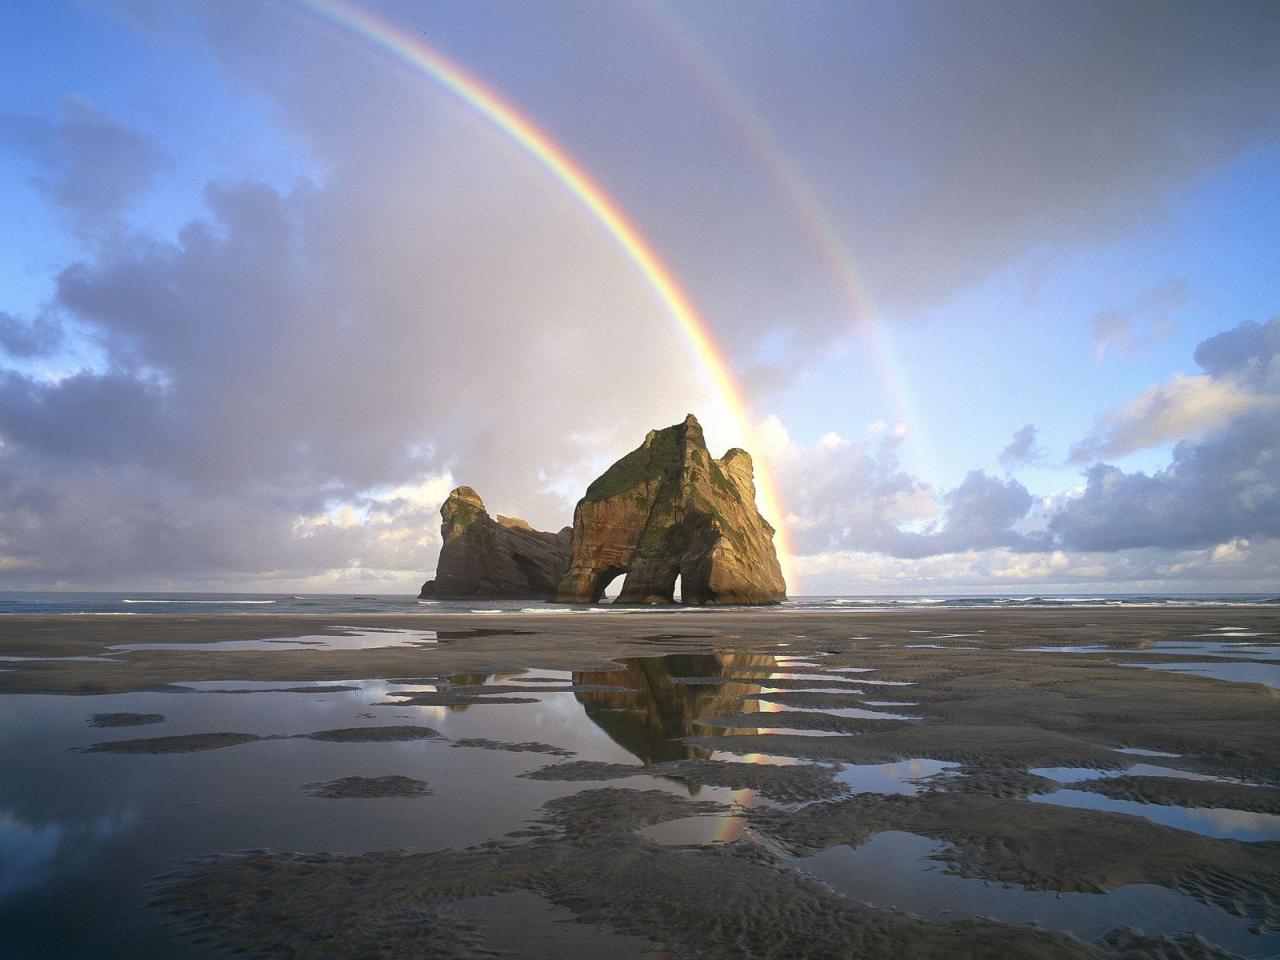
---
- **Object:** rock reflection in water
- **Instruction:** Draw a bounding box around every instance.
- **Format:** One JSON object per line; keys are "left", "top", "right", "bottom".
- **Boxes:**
{"left": 572, "top": 654, "right": 778, "bottom": 763}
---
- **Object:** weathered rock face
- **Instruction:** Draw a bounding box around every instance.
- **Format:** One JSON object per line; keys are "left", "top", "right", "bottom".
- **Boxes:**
{"left": 419, "top": 487, "right": 571, "bottom": 600}
{"left": 554, "top": 414, "right": 786, "bottom": 605}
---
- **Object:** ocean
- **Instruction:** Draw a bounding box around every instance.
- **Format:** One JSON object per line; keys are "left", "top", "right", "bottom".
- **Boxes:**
{"left": 0, "top": 591, "right": 1274, "bottom": 615}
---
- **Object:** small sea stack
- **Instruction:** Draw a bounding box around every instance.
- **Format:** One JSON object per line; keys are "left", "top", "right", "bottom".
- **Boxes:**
{"left": 418, "top": 487, "right": 571, "bottom": 600}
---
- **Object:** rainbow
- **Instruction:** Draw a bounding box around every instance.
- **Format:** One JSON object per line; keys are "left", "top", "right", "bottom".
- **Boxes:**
{"left": 638, "top": 1, "right": 933, "bottom": 469}
{"left": 293, "top": 0, "right": 798, "bottom": 591}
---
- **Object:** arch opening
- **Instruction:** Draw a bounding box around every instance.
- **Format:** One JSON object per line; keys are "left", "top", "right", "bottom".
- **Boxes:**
{"left": 593, "top": 563, "right": 695, "bottom": 605}
{"left": 595, "top": 568, "right": 628, "bottom": 603}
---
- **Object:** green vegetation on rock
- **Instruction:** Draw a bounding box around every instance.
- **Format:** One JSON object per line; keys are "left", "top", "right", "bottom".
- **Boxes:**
{"left": 709, "top": 460, "right": 738, "bottom": 498}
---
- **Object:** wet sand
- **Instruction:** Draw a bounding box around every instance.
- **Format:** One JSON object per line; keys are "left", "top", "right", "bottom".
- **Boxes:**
{"left": 1, "top": 606, "right": 1277, "bottom": 958}
{"left": 301, "top": 775, "right": 432, "bottom": 799}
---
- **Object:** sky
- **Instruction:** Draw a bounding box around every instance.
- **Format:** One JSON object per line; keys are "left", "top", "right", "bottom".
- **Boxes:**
{"left": 0, "top": 0, "right": 1276, "bottom": 595}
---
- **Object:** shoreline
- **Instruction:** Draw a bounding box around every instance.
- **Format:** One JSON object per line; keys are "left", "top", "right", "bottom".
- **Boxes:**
{"left": 2, "top": 606, "right": 1277, "bottom": 958}
{"left": 1, "top": 604, "right": 1276, "bottom": 692}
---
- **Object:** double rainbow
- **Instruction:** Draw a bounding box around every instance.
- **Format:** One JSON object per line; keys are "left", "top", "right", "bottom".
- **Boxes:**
{"left": 639, "top": 1, "right": 929, "bottom": 468}
{"left": 295, "top": 0, "right": 798, "bottom": 590}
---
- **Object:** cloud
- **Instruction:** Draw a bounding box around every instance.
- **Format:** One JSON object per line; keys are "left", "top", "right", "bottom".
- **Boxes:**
{"left": 763, "top": 418, "right": 937, "bottom": 557}
{"left": 0, "top": 449, "right": 456, "bottom": 589}
{"left": 1193, "top": 316, "right": 1280, "bottom": 384}
{"left": 151, "top": 0, "right": 1279, "bottom": 386}
{"left": 899, "top": 470, "right": 1039, "bottom": 557}
{"left": 795, "top": 537, "right": 1280, "bottom": 595}
{"left": 998, "top": 424, "right": 1042, "bottom": 470}
{"left": 779, "top": 318, "right": 1280, "bottom": 580}
{"left": 1054, "top": 318, "right": 1280, "bottom": 551}
{"left": 0, "top": 98, "right": 168, "bottom": 233}
{"left": 643, "top": 0, "right": 1280, "bottom": 349}
{"left": 0, "top": 74, "right": 711, "bottom": 588}
{"left": 0, "top": 312, "right": 62, "bottom": 359}
{"left": 1, "top": 4, "right": 1276, "bottom": 591}
{"left": 1052, "top": 412, "right": 1280, "bottom": 551}
{"left": 1092, "top": 277, "right": 1188, "bottom": 361}
{"left": 764, "top": 419, "right": 1042, "bottom": 560}
{"left": 1069, "top": 373, "right": 1274, "bottom": 461}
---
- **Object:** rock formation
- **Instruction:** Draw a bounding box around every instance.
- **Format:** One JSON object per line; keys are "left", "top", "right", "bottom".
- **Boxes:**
{"left": 418, "top": 487, "right": 571, "bottom": 600}
{"left": 554, "top": 414, "right": 786, "bottom": 605}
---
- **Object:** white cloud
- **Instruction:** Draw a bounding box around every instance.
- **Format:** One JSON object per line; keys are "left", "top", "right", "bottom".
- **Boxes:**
{"left": 761, "top": 414, "right": 1047, "bottom": 560}
{"left": 1071, "top": 372, "right": 1275, "bottom": 462}
{"left": 795, "top": 537, "right": 1280, "bottom": 595}
{"left": 1050, "top": 319, "right": 1279, "bottom": 553}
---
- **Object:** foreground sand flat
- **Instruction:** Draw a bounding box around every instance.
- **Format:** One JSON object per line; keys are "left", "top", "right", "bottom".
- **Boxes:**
{"left": 0, "top": 607, "right": 1277, "bottom": 958}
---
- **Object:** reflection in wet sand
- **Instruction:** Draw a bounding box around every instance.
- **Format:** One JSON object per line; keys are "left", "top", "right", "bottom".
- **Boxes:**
{"left": 572, "top": 654, "right": 781, "bottom": 763}
{"left": 0, "top": 808, "right": 135, "bottom": 902}
{"left": 1030, "top": 790, "right": 1280, "bottom": 841}
{"left": 6, "top": 606, "right": 1279, "bottom": 959}
{"left": 795, "top": 831, "right": 1279, "bottom": 956}
{"left": 571, "top": 654, "right": 838, "bottom": 812}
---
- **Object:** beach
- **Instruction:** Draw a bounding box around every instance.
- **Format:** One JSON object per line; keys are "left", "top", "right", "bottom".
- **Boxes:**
{"left": 1, "top": 605, "right": 1277, "bottom": 958}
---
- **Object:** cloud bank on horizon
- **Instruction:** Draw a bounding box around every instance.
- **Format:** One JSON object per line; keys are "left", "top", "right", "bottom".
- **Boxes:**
{"left": 0, "top": 0, "right": 1276, "bottom": 593}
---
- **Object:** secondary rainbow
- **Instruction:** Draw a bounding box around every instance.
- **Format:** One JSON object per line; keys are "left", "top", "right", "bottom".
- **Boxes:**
{"left": 293, "top": 0, "right": 798, "bottom": 591}
{"left": 639, "top": 0, "right": 934, "bottom": 472}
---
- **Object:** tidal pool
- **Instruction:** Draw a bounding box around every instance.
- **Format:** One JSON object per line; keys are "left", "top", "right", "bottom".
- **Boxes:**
{"left": 738, "top": 698, "right": 920, "bottom": 721}
{"left": 1016, "top": 638, "right": 1280, "bottom": 688}
{"left": 0, "top": 667, "right": 712, "bottom": 958}
{"left": 1029, "top": 790, "right": 1280, "bottom": 841}
{"left": 1025, "top": 765, "right": 1280, "bottom": 840}
{"left": 1030, "top": 763, "right": 1248, "bottom": 785}
{"left": 833, "top": 758, "right": 957, "bottom": 794}
{"left": 108, "top": 627, "right": 443, "bottom": 653}
{"left": 1124, "top": 660, "right": 1280, "bottom": 689}
{"left": 794, "top": 831, "right": 1280, "bottom": 957}
{"left": 1, "top": 646, "right": 1275, "bottom": 959}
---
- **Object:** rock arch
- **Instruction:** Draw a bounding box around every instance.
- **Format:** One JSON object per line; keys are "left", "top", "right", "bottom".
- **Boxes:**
{"left": 553, "top": 415, "right": 785, "bottom": 606}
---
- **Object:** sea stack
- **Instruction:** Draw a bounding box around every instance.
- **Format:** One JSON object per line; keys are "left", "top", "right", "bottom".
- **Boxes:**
{"left": 418, "top": 486, "right": 571, "bottom": 600}
{"left": 554, "top": 414, "right": 786, "bottom": 605}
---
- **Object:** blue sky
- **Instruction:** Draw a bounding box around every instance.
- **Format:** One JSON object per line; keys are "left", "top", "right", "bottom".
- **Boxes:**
{"left": 0, "top": 0, "right": 1277, "bottom": 593}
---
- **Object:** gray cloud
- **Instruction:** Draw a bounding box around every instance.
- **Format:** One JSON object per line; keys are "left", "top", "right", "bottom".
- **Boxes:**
{"left": 998, "top": 424, "right": 1042, "bottom": 471}
{"left": 0, "top": 454, "right": 446, "bottom": 587}
{"left": 630, "top": 0, "right": 1280, "bottom": 350}
{"left": 1194, "top": 316, "right": 1280, "bottom": 384}
{"left": 783, "top": 320, "right": 1279, "bottom": 568}
{"left": 153, "top": 0, "right": 1280, "bottom": 384}
{"left": 0, "top": 98, "right": 168, "bottom": 232}
{"left": 0, "top": 312, "right": 62, "bottom": 359}
{"left": 899, "top": 471, "right": 1040, "bottom": 558}
{"left": 777, "top": 428, "right": 1042, "bottom": 560}
{"left": 1052, "top": 411, "right": 1280, "bottom": 551}
{"left": 1053, "top": 318, "right": 1280, "bottom": 550}
{"left": 1070, "top": 317, "right": 1279, "bottom": 462}
{"left": 0, "top": 79, "right": 706, "bottom": 587}
{"left": 1067, "top": 374, "right": 1270, "bottom": 463}
{"left": 796, "top": 537, "right": 1280, "bottom": 596}
{"left": 0, "top": 369, "right": 173, "bottom": 470}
